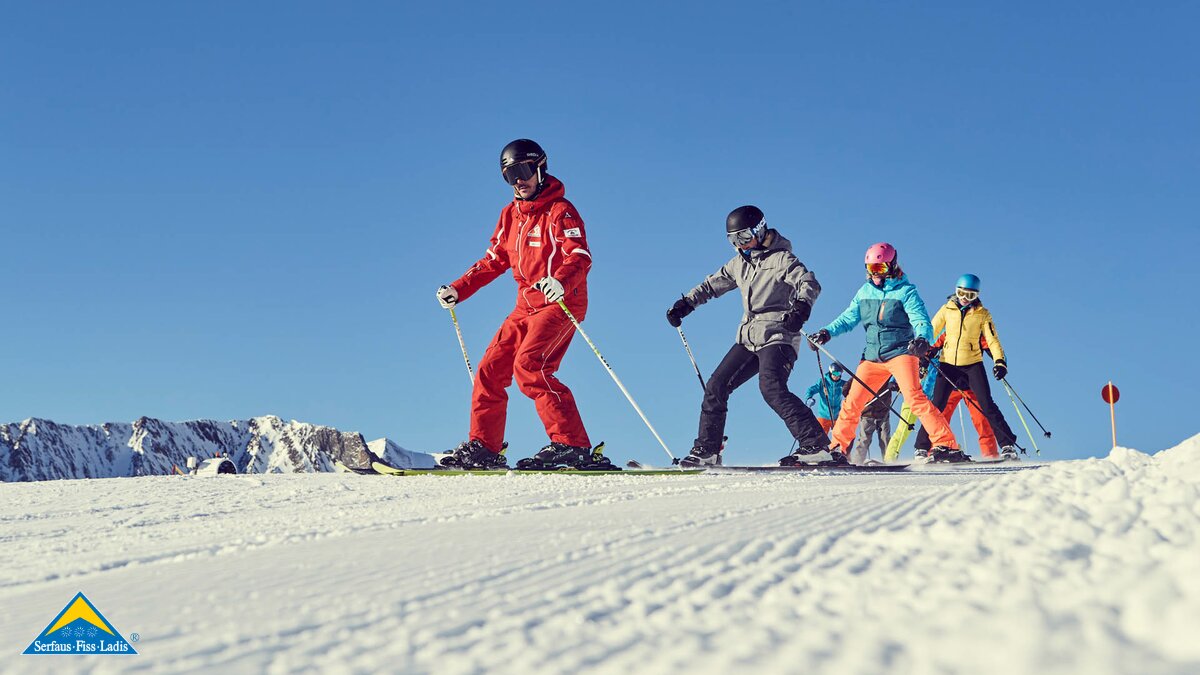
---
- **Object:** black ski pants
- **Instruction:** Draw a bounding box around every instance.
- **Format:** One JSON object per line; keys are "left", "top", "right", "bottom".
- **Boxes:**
{"left": 695, "top": 343, "right": 829, "bottom": 452}
{"left": 915, "top": 361, "right": 1018, "bottom": 449}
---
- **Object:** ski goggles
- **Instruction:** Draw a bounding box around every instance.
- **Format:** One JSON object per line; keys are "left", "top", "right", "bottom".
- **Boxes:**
{"left": 865, "top": 262, "right": 891, "bottom": 276}
{"left": 501, "top": 161, "right": 540, "bottom": 185}
{"left": 956, "top": 287, "right": 979, "bottom": 303}
{"left": 727, "top": 228, "right": 757, "bottom": 248}
{"left": 727, "top": 219, "right": 767, "bottom": 248}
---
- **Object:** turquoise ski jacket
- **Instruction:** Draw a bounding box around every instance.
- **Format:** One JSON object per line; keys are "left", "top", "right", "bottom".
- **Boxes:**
{"left": 823, "top": 274, "right": 933, "bottom": 362}
{"left": 805, "top": 373, "right": 845, "bottom": 420}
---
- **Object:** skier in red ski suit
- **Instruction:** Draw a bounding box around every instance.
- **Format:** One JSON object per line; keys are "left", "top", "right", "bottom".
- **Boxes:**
{"left": 435, "top": 139, "right": 596, "bottom": 470}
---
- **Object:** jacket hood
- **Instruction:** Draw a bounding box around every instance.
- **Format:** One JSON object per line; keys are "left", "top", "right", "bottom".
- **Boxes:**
{"left": 513, "top": 175, "right": 564, "bottom": 215}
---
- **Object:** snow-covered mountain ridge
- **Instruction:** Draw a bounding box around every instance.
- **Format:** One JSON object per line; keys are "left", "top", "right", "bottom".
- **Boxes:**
{"left": 0, "top": 415, "right": 433, "bottom": 481}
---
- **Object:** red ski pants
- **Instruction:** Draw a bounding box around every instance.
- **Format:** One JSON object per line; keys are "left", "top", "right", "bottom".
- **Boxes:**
{"left": 470, "top": 306, "right": 590, "bottom": 452}
{"left": 831, "top": 355, "right": 957, "bottom": 451}
{"left": 817, "top": 417, "right": 835, "bottom": 433}
{"left": 944, "top": 391, "right": 999, "bottom": 458}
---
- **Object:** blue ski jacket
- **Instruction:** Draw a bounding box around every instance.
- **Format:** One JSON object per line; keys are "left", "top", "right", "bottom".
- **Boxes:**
{"left": 805, "top": 373, "right": 845, "bottom": 420}
{"left": 823, "top": 274, "right": 934, "bottom": 362}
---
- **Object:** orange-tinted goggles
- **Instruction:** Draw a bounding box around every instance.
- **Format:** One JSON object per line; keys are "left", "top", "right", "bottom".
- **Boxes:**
{"left": 866, "top": 262, "right": 891, "bottom": 276}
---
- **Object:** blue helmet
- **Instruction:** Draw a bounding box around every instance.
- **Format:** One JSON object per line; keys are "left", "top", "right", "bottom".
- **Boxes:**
{"left": 956, "top": 273, "right": 981, "bottom": 291}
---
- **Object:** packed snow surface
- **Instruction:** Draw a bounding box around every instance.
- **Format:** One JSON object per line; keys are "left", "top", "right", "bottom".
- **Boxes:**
{"left": 1, "top": 437, "right": 1198, "bottom": 674}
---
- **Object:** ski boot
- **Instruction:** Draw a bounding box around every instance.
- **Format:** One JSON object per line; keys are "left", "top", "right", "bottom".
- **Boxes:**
{"left": 999, "top": 445, "right": 1021, "bottom": 461}
{"left": 913, "top": 447, "right": 932, "bottom": 464}
{"left": 930, "top": 446, "right": 972, "bottom": 463}
{"left": 579, "top": 442, "right": 621, "bottom": 471}
{"left": 440, "top": 440, "right": 509, "bottom": 470}
{"left": 680, "top": 445, "right": 722, "bottom": 468}
{"left": 516, "top": 442, "right": 596, "bottom": 470}
{"left": 779, "top": 445, "right": 838, "bottom": 466}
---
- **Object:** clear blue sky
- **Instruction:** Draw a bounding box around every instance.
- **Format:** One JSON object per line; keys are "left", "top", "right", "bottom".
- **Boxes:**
{"left": 3, "top": 2, "right": 1195, "bottom": 465}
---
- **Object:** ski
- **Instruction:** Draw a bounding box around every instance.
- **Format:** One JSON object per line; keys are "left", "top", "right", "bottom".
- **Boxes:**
{"left": 908, "top": 459, "right": 1043, "bottom": 472}
{"left": 370, "top": 461, "right": 702, "bottom": 476}
{"left": 713, "top": 464, "right": 911, "bottom": 473}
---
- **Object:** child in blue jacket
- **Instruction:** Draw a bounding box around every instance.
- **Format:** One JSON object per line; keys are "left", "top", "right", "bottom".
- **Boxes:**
{"left": 804, "top": 363, "right": 845, "bottom": 433}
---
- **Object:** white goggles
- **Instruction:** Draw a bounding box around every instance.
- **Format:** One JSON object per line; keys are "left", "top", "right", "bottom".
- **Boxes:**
{"left": 727, "top": 219, "right": 767, "bottom": 247}
{"left": 956, "top": 288, "right": 979, "bottom": 302}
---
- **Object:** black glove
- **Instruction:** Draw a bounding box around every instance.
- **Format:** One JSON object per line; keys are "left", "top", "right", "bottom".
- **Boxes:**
{"left": 783, "top": 301, "right": 811, "bottom": 332}
{"left": 666, "top": 297, "right": 694, "bottom": 327}
{"left": 919, "top": 365, "right": 928, "bottom": 380}
{"left": 993, "top": 360, "right": 1007, "bottom": 381}
{"left": 807, "top": 329, "right": 831, "bottom": 351}
{"left": 908, "top": 337, "right": 930, "bottom": 358}
{"left": 918, "top": 345, "right": 939, "bottom": 369}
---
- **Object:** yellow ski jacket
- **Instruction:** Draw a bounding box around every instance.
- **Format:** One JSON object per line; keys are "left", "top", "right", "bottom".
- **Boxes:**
{"left": 931, "top": 298, "right": 1005, "bottom": 367}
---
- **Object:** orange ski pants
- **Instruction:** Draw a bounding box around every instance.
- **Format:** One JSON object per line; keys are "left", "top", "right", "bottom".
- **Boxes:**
{"left": 831, "top": 355, "right": 957, "bottom": 451}
{"left": 944, "top": 391, "right": 999, "bottom": 458}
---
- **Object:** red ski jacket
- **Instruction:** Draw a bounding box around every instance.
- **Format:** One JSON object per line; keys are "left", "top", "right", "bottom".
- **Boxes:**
{"left": 451, "top": 176, "right": 591, "bottom": 313}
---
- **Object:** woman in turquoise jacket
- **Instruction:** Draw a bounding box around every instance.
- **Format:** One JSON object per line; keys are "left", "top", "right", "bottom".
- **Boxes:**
{"left": 808, "top": 243, "right": 965, "bottom": 463}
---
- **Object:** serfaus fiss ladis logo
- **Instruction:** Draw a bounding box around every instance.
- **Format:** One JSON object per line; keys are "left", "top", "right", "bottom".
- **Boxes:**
{"left": 23, "top": 592, "right": 137, "bottom": 655}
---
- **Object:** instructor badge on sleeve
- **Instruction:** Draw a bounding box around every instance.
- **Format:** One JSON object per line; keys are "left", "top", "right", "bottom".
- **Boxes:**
{"left": 564, "top": 227, "right": 582, "bottom": 238}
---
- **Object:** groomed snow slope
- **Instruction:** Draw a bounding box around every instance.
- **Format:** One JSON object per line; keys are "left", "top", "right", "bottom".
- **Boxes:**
{"left": 1, "top": 437, "right": 1197, "bottom": 674}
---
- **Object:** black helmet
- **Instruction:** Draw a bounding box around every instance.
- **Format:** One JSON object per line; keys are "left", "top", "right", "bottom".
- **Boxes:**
{"left": 726, "top": 205, "right": 768, "bottom": 248}
{"left": 726, "top": 205, "right": 765, "bottom": 233}
{"left": 500, "top": 139, "right": 547, "bottom": 186}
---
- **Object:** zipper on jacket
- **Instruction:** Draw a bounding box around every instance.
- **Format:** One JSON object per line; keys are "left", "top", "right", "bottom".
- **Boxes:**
{"left": 516, "top": 217, "right": 533, "bottom": 310}
{"left": 954, "top": 304, "right": 967, "bottom": 365}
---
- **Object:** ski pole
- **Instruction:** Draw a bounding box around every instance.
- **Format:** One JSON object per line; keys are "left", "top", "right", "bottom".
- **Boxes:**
{"left": 1000, "top": 379, "right": 1041, "bottom": 456}
{"left": 805, "top": 334, "right": 913, "bottom": 430}
{"left": 448, "top": 307, "right": 474, "bottom": 386}
{"left": 557, "top": 300, "right": 676, "bottom": 463}
{"left": 676, "top": 326, "right": 706, "bottom": 392}
{"left": 1000, "top": 378, "right": 1051, "bottom": 438}
{"left": 814, "top": 350, "right": 835, "bottom": 423}
{"left": 957, "top": 404, "right": 971, "bottom": 455}
{"left": 925, "top": 359, "right": 992, "bottom": 422}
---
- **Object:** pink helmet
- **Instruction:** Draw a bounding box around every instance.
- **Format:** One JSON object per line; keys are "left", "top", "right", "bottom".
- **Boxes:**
{"left": 864, "top": 242, "right": 897, "bottom": 265}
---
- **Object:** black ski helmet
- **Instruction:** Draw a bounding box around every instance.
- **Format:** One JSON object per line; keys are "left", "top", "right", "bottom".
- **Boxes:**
{"left": 726, "top": 205, "right": 768, "bottom": 249}
{"left": 500, "top": 139, "right": 547, "bottom": 173}
{"left": 726, "top": 205, "right": 765, "bottom": 234}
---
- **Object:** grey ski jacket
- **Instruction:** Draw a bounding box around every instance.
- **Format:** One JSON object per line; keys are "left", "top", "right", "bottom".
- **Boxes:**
{"left": 683, "top": 230, "right": 821, "bottom": 353}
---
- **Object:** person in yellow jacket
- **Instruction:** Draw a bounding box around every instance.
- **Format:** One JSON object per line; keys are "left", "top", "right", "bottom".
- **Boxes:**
{"left": 913, "top": 274, "right": 1021, "bottom": 460}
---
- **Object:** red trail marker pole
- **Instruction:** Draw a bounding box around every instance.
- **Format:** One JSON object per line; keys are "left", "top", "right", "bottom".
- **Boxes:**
{"left": 1101, "top": 382, "right": 1120, "bottom": 448}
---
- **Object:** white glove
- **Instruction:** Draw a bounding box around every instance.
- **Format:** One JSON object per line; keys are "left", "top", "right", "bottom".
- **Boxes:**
{"left": 533, "top": 276, "right": 565, "bottom": 303}
{"left": 436, "top": 285, "right": 458, "bottom": 308}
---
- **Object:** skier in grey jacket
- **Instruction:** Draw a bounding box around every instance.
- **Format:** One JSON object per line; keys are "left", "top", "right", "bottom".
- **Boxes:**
{"left": 666, "top": 205, "right": 843, "bottom": 467}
